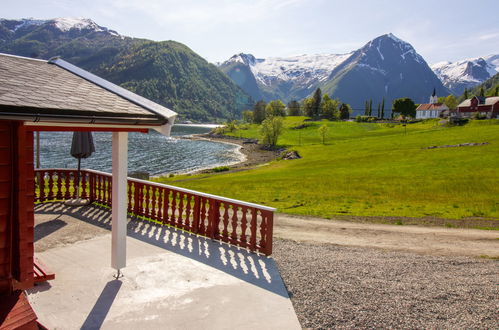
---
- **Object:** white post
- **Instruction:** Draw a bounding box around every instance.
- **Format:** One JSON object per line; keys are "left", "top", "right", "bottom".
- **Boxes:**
{"left": 111, "top": 132, "right": 128, "bottom": 272}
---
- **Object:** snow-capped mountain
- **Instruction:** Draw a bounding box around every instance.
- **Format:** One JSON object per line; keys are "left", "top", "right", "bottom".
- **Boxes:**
{"left": 220, "top": 33, "right": 449, "bottom": 109}
{"left": 431, "top": 55, "right": 499, "bottom": 95}
{"left": 0, "top": 17, "right": 120, "bottom": 42}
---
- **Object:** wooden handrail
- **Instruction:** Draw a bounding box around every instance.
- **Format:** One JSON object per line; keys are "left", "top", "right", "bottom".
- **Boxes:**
{"left": 34, "top": 168, "right": 274, "bottom": 255}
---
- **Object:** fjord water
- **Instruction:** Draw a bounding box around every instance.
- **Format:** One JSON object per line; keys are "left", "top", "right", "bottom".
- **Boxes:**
{"left": 37, "top": 125, "right": 240, "bottom": 176}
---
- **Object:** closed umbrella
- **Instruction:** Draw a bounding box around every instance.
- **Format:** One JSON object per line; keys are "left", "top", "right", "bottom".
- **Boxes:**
{"left": 70, "top": 131, "right": 95, "bottom": 199}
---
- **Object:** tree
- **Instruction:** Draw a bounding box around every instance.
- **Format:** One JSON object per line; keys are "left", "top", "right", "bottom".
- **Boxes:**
{"left": 287, "top": 100, "right": 301, "bottom": 116}
{"left": 253, "top": 100, "right": 267, "bottom": 124}
{"left": 392, "top": 97, "right": 416, "bottom": 118}
{"left": 339, "top": 103, "right": 352, "bottom": 119}
{"left": 320, "top": 94, "right": 339, "bottom": 120}
{"left": 318, "top": 124, "right": 329, "bottom": 144}
{"left": 242, "top": 110, "right": 253, "bottom": 123}
{"left": 265, "top": 100, "right": 286, "bottom": 117}
{"left": 495, "top": 86, "right": 499, "bottom": 97}
{"left": 303, "top": 97, "right": 315, "bottom": 117}
{"left": 311, "top": 88, "right": 322, "bottom": 118}
{"left": 444, "top": 95, "right": 458, "bottom": 110}
{"left": 364, "top": 100, "right": 369, "bottom": 116}
{"left": 463, "top": 88, "right": 469, "bottom": 99}
{"left": 376, "top": 103, "right": 381, "bottom": 118}
{"left": 259, "top": 117, "right": 284, "bottom": 146}
{"left": 479, "top": 86, "right": 485, "bottom": 97}
{"left": 380, "top": 98, "right": 385, "bottom": 119}
{"left": 369, "top": 99, "right": 373, "bottom": 116}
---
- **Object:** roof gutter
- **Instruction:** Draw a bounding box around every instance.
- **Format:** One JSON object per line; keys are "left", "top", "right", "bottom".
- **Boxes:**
{"left": 0, "top": 111, "right": 166, "bottom": 125}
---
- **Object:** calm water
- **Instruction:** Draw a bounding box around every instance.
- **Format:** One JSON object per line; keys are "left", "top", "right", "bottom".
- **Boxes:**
{"left": 37, "top": 125, "right": 241, "bottom": 176}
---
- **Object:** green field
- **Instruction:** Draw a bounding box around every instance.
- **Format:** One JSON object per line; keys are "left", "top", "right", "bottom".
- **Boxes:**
{"left": 154, "top": 118, "right": 499, "bottom": 221}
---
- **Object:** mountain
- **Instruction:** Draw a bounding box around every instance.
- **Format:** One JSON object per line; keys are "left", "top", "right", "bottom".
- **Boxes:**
{"left": 0, "top": 18, "right": 251, "bottom": 122}
{"left": 431, "top": 55, "right": 499, "bottom": 95}
{"left": 465, "top": 72, "right": 499, "bottom": 99}
{"left": 219, "top": 52, "right": 352, "bottom": 102}
{"left": 220, "top": 34, "right": 449, "bottom": 110}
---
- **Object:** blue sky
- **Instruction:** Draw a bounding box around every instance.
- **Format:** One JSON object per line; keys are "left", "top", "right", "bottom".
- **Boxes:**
{"left": 3, "top": 0, "right": 499, "bottom": 64}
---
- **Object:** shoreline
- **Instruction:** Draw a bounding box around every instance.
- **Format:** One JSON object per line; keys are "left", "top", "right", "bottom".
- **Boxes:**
{"left": 165, "top": 134, "right": 280, "bottom": 177}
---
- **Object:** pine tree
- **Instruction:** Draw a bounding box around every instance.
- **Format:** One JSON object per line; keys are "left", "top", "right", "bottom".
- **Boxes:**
{"left": 287, "top": 100, "right": 301, "bottom": 116}
{"left": 311, "top": 88, "right": 322, "bottom": 119}
{"left": 380, "top": 98, "right": 385, "bottom": 119}
{"left": 253, "top": 100, "right": 267, "bottom": 124}
{"left": 377, "top": 103, "right": 381, "bottom": 118}
{"left": 479, "top": 86, "right": 485, "bottom": 98}
{"left": 464, "top": 88, "right": 469, "bottom": 99}
{"left": 339, "top": 103, "right": 352, "bottom": 119}
{"left": 364, "top": 100, "right": 369, "bottom": 115}
{"left": 495, "top": 86, "right": 499, "bottom": 96}
{"left": 369, "top": 99, "right": 373, "bottom": 116}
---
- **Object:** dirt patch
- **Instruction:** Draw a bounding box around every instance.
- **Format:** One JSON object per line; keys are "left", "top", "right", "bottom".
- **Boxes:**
{"left": 274, "top": 214, "right": 499, "bottom": 258}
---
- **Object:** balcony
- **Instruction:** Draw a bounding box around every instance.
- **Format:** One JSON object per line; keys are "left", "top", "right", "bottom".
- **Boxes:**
{"left": 29, "top": 169, "right": 300, "bottom": 328}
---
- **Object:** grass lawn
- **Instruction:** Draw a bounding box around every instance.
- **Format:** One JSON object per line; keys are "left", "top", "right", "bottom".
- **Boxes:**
{"left": 154, "top": 118, "right": 499, "bottom": 221}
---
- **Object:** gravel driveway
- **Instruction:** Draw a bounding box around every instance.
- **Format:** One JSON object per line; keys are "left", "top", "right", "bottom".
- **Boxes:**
{"left": 273, "top": 239, "right": 498, "bottom": 329}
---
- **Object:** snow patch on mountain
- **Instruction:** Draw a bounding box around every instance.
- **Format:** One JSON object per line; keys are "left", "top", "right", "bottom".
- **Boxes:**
{"left": 432, "top": 55, "right": 499, "bottom": 84}
{"left": 224, "top": 52, "right": 352, "bottom": 87}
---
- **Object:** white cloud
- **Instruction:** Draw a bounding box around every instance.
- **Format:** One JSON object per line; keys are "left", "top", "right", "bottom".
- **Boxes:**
{"left": 478, "top": 32, "right": 499, "bottom": 40}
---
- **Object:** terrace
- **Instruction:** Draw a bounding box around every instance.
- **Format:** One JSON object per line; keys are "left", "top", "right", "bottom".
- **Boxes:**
{"left": 29, "top": 168, "right": 300, "bottom": 329}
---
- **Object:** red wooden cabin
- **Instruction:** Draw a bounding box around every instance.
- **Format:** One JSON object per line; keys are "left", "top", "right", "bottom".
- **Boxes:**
{"left": 456, "top": 96, "right": 499, "bottom": 118}
{"left": 0, "top": 53, "right": 177, "bottom": 329}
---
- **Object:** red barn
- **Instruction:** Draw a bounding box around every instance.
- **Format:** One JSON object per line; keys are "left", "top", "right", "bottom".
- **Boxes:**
{"left": 0, "top": 53, "right": 176, "bottom": 329}
{"left": 456, "top": 96, "right": 499, "bottom": 118}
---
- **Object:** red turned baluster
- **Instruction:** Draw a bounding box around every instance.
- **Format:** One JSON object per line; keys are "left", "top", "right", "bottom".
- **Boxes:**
{"left": 81, "top": 172, "right": 88, "bottom": 199}
{"left": 64, "top": 172, "right": 71, "bottom": 200}
{"left": 156, "top": 187, "right": 163, "bottom": 221}
{"left": 38, "top": 171, "right": 46, "bottom": 202}
{"left": 150, "top": 186, "right": 157, "bottom": 220}
{"left": 170, "top": 191, "right": 177, "bottom": 225}
{"left": 162, "top": 188, "right": 170, "bottom": 224}
{"left": 222, "top": 203, "right": 230, "bottom": 242}
{"left": 249, "top": 208, "right": 258, "bottom": 251}
{"left": 240, "top": 206, "right": 248, "bottom": 245}
{"left": 127, "top": 180, "right": 134, "bottom": 213}
{"left": 107, "top": 176, "right": 112, "bottom": 206}
{"left": 178, "top": 192, "right": 185, "bottom": 228}
{"left": 199, "top": 197, "right": 206, "bottom": 235}
{"left": 184, "top": 194, "right": 191, "bottom": 230}
{"left": 192, "top": 195, "right": 200, "bottom": 233}
{"left": 230, "top": 205, "right": 239, "bottom": 243}
{"left": 144, "top": 185, "right": 150, "bottom": 217}
{"left": 56, "top": 171, "right": 63, "bottom": 199}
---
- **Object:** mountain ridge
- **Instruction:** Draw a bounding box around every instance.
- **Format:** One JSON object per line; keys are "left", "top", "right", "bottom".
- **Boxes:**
{"left": 0, "top": 17, "right": 252, "bottom": 122}
{"left": 220, "top": 33, "right": 449, "bottom": 109}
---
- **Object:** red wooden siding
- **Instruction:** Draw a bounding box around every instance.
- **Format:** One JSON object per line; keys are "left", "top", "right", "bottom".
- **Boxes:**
{"left": 0, "top": 121, "right": 13, "bottom": 295}
{"left": 0, "top": 120, "right": 35, "bottom": 294}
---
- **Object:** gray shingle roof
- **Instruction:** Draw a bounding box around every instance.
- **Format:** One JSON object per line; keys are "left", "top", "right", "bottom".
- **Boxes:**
{"left": 0, "top": 53, "right": 176, "bottom": 125}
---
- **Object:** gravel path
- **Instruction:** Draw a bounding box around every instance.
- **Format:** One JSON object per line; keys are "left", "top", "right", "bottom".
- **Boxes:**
{"left": 273, "top": 239, "right": 498, "bottom": 329}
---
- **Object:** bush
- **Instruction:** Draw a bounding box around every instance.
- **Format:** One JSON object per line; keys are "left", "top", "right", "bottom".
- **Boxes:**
{"left": 212, "top": 166, "right": 230, "bottom": 172}
{"left": 355, "top": 115, "right": 377, "bottom": 122}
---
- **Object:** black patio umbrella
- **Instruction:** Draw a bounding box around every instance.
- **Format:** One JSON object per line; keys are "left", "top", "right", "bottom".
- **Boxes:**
{"left": 70, "top": 131, "right": 95, "bottom": 198}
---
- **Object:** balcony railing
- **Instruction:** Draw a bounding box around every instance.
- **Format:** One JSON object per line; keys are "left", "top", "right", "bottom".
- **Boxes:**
{"left": 34, "top": 168, "right": 274, "bottom": 255}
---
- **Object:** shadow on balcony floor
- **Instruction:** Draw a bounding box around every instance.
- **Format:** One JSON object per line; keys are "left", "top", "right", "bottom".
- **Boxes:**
{"left": 31, "top": 202, "right": 300, "bottom": 329}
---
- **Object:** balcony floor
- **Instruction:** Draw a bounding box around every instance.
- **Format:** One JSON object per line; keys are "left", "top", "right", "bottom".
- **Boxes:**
{"left": 28, "top": 203, "right": 300, "bottom": 330}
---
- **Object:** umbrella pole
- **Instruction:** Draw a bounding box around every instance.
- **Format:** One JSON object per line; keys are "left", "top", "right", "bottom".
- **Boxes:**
{"left": 77, "top": 157, "right": 81, "bottom": 199}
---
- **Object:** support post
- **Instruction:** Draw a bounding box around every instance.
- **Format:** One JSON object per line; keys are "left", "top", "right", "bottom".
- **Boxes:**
{"left": 111, "top": 132, "right": 128, "bottom": 272}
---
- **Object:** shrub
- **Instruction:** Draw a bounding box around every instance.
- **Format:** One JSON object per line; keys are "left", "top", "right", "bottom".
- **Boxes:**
{"left": 212, "top": 166, "right": 230, "bottom": 172}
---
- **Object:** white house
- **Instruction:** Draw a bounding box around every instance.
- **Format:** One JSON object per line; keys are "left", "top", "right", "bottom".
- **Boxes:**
{"left": 416, "top": 88, "right": 448, "bottom": 119}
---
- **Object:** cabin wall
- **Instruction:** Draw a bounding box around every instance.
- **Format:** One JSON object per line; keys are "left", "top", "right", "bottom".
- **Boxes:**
{"left": 0, "top": 120, "right": 34, "bottom": 294}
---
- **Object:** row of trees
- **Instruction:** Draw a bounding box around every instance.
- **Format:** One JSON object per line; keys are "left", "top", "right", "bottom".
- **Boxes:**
{"left": 243, "top": 88, "right": 353, "bottom": 124}
{"left": 363, "top": 98, "right": 386, "bottom": 118}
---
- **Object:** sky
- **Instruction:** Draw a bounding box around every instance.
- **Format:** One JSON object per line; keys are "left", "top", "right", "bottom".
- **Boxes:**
{"left": 3, "top": 0, "right": 499, "bottom": 64}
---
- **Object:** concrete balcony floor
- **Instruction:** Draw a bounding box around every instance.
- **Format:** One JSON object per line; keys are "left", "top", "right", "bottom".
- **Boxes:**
{"left": 28, "top": 203, "right": 300, "bottom": 330}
